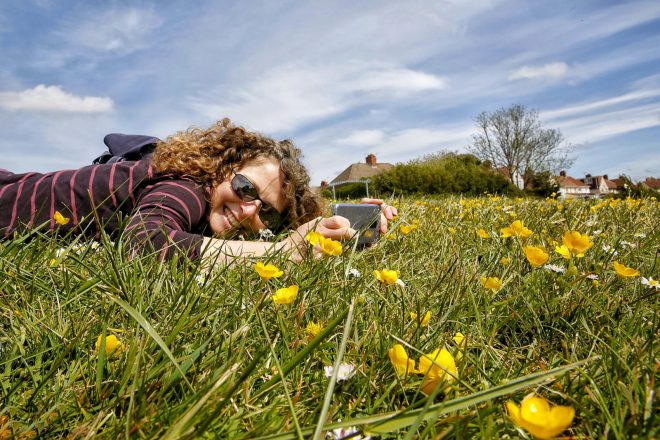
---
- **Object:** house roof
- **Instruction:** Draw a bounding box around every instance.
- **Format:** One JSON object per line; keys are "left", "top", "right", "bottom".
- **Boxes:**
{"left": 557, "top": 175, "right": 589, "bottom": 188}
{"left": 604, "top": 178, "right": 618, "bottom": 189}
{"left": 580, "top": 175, "right": 618, "bottom": 190}
{"left": 330, "top": 162, "right": 394, "bottom": 184}
{"left": 644, "top": 177, "right": 660, "bottom": 189}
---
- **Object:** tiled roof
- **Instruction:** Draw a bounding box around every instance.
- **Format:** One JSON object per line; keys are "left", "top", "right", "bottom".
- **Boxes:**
{"left": 644, "top": 177, "right": 660, "bottom": 189}
{"left": 330, "top": 162, "right": 394, "bottom": 183}
{"left": 557, "top": 175, "right": 589, "bottom": 187}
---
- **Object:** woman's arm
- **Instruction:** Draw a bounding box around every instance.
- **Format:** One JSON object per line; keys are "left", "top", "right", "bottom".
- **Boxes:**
{"left": 201, "top": 216, "right": 356, "bottom": 265}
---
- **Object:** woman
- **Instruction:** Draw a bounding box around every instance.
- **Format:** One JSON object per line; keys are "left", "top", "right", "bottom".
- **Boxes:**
{"left": 0, "top": 118, "right": 396, "bottom": 263}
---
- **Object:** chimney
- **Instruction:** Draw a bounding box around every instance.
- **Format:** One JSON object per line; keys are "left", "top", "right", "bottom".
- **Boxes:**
{"left": 559, "top": 170, "right": 566, "bottom": 177}
{"left": 603, "top": 174, "right": 608, "bottom": 180}
{"left": 366, "top": 154, "right": 377, "bottom": 167}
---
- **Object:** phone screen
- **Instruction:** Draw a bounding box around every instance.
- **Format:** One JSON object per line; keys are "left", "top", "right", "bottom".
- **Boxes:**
{"left": 332, "top": 204, "right": 381, "bottom": 247}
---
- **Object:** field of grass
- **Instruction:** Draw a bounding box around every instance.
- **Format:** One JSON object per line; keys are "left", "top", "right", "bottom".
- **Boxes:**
{"left": 1, "top": 195, "right": 658, "bottom": 439}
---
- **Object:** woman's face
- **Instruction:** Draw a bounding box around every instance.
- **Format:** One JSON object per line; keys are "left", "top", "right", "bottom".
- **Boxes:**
{"left": 208, "top": 157, "right": 287, "bottom": 236}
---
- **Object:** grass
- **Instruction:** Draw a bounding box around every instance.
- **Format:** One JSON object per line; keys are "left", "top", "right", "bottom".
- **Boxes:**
{"left": 1, "top": 195, "right": 658, "bottom": 439}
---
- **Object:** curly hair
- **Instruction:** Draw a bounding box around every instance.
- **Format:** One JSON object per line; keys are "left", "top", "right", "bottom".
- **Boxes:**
{"left": 152, "top": 118, "right": 323, "bottom": 231}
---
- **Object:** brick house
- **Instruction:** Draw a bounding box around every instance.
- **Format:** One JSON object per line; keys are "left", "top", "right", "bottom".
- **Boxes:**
{"left": 557, "top": 171, "right": 590, "bottom": 198}
{"left": 642, "top": 177, "right": 660, "bottom": 191}
{"left": 580, "top": 174, "right": 619, "bottom": 196}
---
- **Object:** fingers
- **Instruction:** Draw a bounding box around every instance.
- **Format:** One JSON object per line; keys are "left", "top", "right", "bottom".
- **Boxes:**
{"left": 317, "top": 216, "right": 356, "bottom": 240}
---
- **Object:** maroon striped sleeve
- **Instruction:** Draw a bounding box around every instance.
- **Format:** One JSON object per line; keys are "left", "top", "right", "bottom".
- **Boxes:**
{"left": 125, "top": 178, "right": 207, "bottom": 259}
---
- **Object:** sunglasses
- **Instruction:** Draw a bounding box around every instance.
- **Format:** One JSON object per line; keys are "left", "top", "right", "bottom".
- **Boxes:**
{"left": 230, "top": 170, "right": 287, "bottom": 231}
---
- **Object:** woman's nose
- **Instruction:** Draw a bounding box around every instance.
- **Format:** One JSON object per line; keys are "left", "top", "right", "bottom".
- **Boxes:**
{"left": 239, "top": 200, "right": 261, "bottom": 219}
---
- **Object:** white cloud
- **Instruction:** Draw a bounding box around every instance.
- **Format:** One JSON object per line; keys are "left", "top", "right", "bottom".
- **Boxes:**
{"left": 554, "top": 103, "right": 660, "bottom": 143}
{"left": 189, "top": 63, "right": 446, "bottom": 133}
{"left": 61, "top": 7, "right": 161, "bottom": 54}
{"left": 0, "top": 85, "right": 113, "bottom": 113}
{"left": 336, "top": 130, "right": 385, "bottom": 147}
{"left": 508, "top": 62, "right": 568, "bottom": 81}
{"left": 541, "top": 88, "right": 660, "bottom": 120}
{"left": 357, "top": 69, "right": 445, "bottom": 92}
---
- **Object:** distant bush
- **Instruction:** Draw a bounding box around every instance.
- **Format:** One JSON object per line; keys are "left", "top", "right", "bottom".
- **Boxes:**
{"left": 373, "top": 152, "right": 518, "bottom": 196}
{"left": 526, "top": 171, "right": 560, "bottom": 197}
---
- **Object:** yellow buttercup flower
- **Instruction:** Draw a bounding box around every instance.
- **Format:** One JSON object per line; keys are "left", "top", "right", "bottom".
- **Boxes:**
{"left": 410, "top": 311, "right": 431, "bottom": 327}
{"left": 254, "top": 261, "right": 284, "bottom": 280}
{"left": 53, "top": 210, "right": 70, "bottom": 225}
{"left": 418, "top": 348, "right": 457, "bottom": 395}
{"left": 388, "top": 344, "right": 416, "bottom": 376}
{"left": 447, "top": 227, "right": 457, "bottom": 234}
{"left": 500, "top": 257, "right": 511, "bottom": 266}
{"left": 506, "top": 394, "right": 575, "bottom": 439}
{"left": 453, "top": 332, "right": 465, "bottom": 346}
{"left": 613, "top": 261, "right": 639, "bottom": 277}
{"left": 555, "top": 245, "right": 572, "bottom": 259}
{"left": 373, "top": 269, "right": 399, "bottom": 285}
{"left": 501, "top": 220, "right": 533, "bottom": 238}
{"left": 524, "top": 246, "right": 549, "bottom": 267}
{"left": 561, "top": 231, "right": 593, "bottom": 258}
{"left": 271, "top": 285, "right": 299, "bottom": 305}
{"left": 305, "top": 321, "right": 322, "bottom": 337}
{"left": 305, "top": 231, "right": 323, "bottom": 245}
{"left": 477, "top": 229, "right": 490, "bottom": 239}
{"left": 95, "top": 334, "right": 123, "bottom": 357}
{"left": 480, "top": 276, "right": 503, "bottom": 291}
{"left": 399, "top": 224, "right": 418, "bottom": 235}
{"left": 319, "top": 237, "right": 342, "bottom": 256}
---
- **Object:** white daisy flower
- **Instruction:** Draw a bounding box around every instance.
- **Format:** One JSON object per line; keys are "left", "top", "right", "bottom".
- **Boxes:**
{"left": 592, "top": 229, "right": 602, "bottom": 236}
{"left": 347, "top": 268, "right": 361, "bottom": 278}
{"left": 258, "top": 228, "right": 274, "bottom": 239}
{"left": 324, "top": 363, "right": 356, "bottom": 382}
{"left": 586, "top": 274, "right": 599, "bottom": 280}
{"left": 326, "top": 426, "right": 370, "bottom": 440}
{"left": 195, "top": 274, "right": 206, "bottom": 285}
{"left": 634, "top": 233, "right": 647, "bottom": 238}
{"left": 641, "top": 277, "right": 659, "bottom": 289}
{"left": 396, "top": 279, "right": 406, "bottom": 288}
{"left": 620, "top": 240, "right": 637, "bottom": 249}
{"left": 602, "top": 244, "right": 618, "bottom": 256}
{"left": 543, "top": 264, "right": 566, "bottom": 273}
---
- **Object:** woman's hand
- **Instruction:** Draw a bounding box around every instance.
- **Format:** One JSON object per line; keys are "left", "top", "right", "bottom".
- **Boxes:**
{"left": 360, "top": 198, "right": 398, "bottom": 232}
{"left": 279, "top": 216, "right": 356, "bottom": 262}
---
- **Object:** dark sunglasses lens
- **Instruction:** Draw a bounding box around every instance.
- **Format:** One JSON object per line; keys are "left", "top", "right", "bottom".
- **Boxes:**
{"left": 231, "top": 174, "right": 259, "bottom": 201}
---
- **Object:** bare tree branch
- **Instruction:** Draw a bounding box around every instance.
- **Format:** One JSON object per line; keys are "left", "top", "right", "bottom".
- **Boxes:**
{"left": 468, "top": 104, "right": 574, "bottom": 188}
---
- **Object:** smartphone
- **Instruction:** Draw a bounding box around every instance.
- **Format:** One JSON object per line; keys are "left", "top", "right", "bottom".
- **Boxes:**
{"left": 332, "top": 203, "right": 381, "bottom": 247}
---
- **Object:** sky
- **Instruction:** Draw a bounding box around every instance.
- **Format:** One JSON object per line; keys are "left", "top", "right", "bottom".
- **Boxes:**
{"left": 1, "top": 0, "right": 659, "bottom": 185}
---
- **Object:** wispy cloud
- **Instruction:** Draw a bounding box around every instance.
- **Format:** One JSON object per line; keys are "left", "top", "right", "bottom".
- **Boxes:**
{"left": 189, "top": 63, "right": 446, "bottom": 133}
{"left": 508, "top": 62, "right": 568, "bottom": 81}
{"left": 0, "top": 85, "right": 113, "bottom": 113}
{"left": 554, "top": 103, "right": 660, "bottom": 144}
{"left": 34, "top": 6, "right": 162, "bottom": 68}
{"left": 542, "top": 88, "right": 660, "bottom": 120}
{"left": 336, "top": 130, "right": 385, "bottom": 147}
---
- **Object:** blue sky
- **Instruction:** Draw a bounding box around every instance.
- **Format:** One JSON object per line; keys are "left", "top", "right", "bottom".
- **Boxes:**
{"left": 1, "top": 0, "right": 659, "bottom": 184}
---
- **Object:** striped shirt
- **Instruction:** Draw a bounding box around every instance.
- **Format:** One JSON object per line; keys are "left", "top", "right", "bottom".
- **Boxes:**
{"left": 0, "top": 160, "right": 208, "bottom": 259}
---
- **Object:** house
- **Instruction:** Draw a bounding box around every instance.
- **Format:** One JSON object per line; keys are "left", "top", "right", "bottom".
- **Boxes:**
{"left": 642, "top": 177, "right": 660, "bottom": 191}
{"left": 580, "top": 174, "right": 619, "bottom": 196}
{"left": 326, "top": 154, "right": 394, "bottom": 198}
{"left": 556, "top": 171, "right": 590, "bottom": 198}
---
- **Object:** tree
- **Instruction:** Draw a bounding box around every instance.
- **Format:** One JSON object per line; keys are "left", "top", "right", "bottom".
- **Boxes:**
{"left": 468, "top": 104, "right": 573, "bottom": 188}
